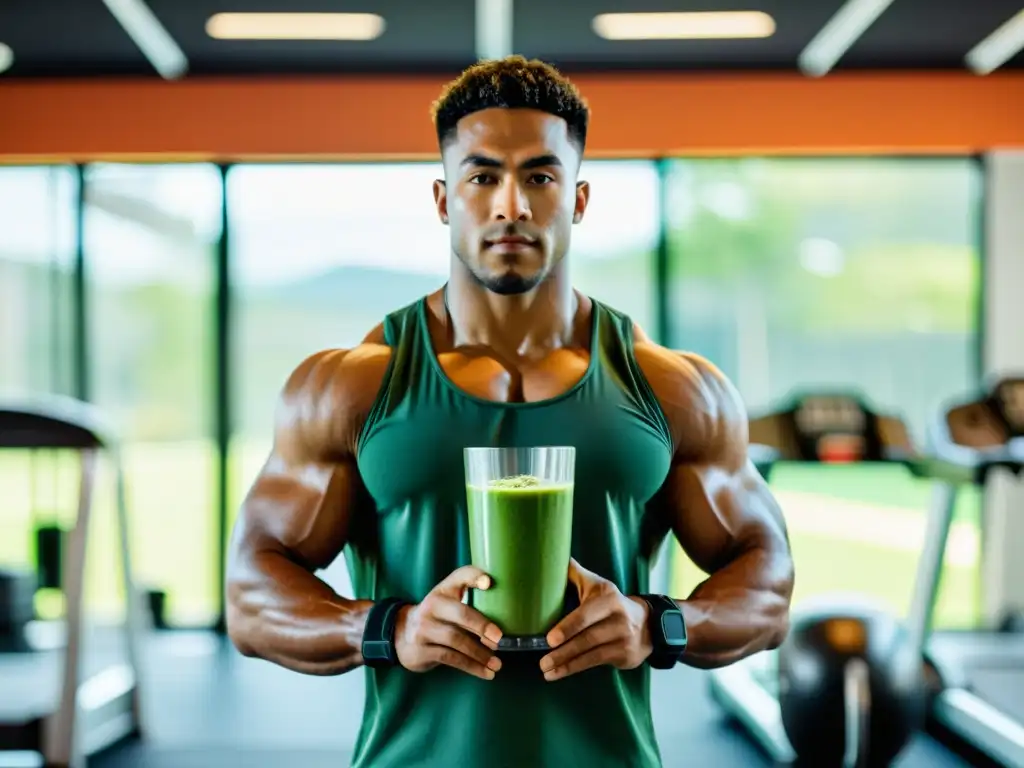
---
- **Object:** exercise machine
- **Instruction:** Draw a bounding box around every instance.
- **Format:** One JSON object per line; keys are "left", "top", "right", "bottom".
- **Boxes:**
{"left": 912, "top": 376, "right": 1024, "bottom": 767}
{"left": 707, "top": 391, "right": 930, "bottom": 766}
{"left": 0, "top": 396, "right": 145, "bottom": 768}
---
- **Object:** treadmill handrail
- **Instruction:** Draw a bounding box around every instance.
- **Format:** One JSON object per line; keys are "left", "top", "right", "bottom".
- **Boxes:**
{"left": 0, "top": 396, "right": 143, "bottom": 766}
{"left": 924, "top": 405, "right": 1023, "bottom": 479}
{"left": 907, "top": 454, "right": 979, "bottom": 486}
{"left": 919, "top": 444, "right": 1023, "bottom": 486}
{"left": 0, "top": 395, "right": 120, "bottom": 451}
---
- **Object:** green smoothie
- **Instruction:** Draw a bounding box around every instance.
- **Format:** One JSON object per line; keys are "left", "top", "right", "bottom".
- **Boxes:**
{"left": 466, "top": 474, "right": 574, "bottom": 637}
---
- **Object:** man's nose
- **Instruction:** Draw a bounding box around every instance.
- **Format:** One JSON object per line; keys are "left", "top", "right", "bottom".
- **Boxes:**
{"left": 493, "top": 178, "right": 531, "bottom": 222}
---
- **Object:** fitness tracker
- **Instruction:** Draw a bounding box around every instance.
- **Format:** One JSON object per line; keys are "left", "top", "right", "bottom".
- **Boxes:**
{"left": 639, "top": 594, "right": 687, "bottom": 669}
{"left": 361, "top": 597, "right": 409, "bottom": 668}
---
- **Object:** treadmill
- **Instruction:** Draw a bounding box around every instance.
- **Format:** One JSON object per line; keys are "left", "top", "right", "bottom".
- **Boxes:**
{"left": 0, "top": 396, "right": 145, "bottom": 768}
{"left": 706, "top": 391, "right": 925, "bottom": 764}
{"left": 910, "top": 377, "right": 1024, "bottom": 767}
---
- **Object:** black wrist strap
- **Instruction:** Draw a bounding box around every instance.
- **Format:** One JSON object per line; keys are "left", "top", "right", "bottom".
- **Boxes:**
{"left": 642, "top": 593, "right": 681, "bottom": 616}
{"left": 639, "top": 593, "right": 687, "bottom": 669}
{"left": 361, "top": 597, "right": 409, "bottom": 669}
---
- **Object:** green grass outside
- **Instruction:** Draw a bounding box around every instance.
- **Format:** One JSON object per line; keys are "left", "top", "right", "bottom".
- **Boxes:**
{"left": 0, "top": 441, "right": 983, "bottom": 628}
{"left": 767, "top": 463, "right": 979, "bottom": 524}
{"left": 672, "top": 530, "right": 979, "bottom": 629}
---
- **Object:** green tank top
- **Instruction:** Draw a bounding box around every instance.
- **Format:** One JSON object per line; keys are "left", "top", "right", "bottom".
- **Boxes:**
{"left": 348, "top": 295, "right": 675, "bottom": 768}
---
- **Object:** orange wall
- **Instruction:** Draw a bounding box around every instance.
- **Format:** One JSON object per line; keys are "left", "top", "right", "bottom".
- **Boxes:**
{"left": 1, "top": 71, "right": 1024, "bottom": 162}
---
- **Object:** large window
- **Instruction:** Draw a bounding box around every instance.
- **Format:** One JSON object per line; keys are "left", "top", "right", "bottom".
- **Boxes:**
{"left": 666, "top": 157, "right": 983, "bottom": 627}
{"left": 0, "top": 166, "right": 78, "bottom": 399}
{"left": 0, "top": 166, "right": 78, "bottom": 606}
{"left": 84, "top": 163, "right": 222, "bottom": 624}
{"left": 226, "top": 160, "right": 659, "bottom": 592}
{"left": 4, "top": 157, "right": 984, "bottom": 629}
{"left": 572, "top": 160, "right": 659, "bottom": 334}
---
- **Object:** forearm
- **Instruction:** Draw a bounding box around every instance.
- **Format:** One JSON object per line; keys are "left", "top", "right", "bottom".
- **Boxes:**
{"left": 675, "top": 545, "right": 793, "bottom": 669}
{"left": 227, "top": 549, "right": 373, "bottom": 676}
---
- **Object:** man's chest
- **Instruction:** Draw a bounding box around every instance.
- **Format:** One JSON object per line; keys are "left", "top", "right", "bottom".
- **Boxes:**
{"left": 434, "top": 347, "right": 590, "bottom": 403}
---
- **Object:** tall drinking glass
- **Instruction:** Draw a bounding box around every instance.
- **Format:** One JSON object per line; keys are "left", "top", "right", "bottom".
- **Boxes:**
{"left": 464, "top": 446, "right": 575, "bottom": 651}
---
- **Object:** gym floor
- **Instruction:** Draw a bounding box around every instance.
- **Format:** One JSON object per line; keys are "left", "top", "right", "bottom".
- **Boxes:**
{"left": 87, "top": 555, "right": 974, "bottom": 768}
{"left": 90, "top": 630, "right": 974, "bottom": 768}
{"left": 82, "top": 559, "right": 977, "bottom": 768}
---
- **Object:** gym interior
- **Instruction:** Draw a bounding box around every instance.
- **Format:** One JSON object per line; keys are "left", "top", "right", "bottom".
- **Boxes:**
{"left": 2, "top": 2, "right": 1024, "bottom": 767}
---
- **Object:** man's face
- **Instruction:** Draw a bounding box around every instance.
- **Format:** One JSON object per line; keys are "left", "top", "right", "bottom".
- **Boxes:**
{"left": 434, "top": 108, "right": 590, "bottom": 295}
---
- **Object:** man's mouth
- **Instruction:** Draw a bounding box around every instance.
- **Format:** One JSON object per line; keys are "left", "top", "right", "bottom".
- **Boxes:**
{"left": 486, "top": 235, "right": 536, "bottom": 249}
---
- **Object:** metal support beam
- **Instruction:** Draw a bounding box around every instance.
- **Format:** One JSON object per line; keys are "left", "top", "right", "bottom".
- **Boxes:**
{"left": 214, "top": 164, "right": 232, "bottom": 632}
{"left": 982, "top": 150, "right": 1024, "bottom": 623}
{"left": 102, "top": 0, "right": 188, "bottom": 79}
{"left": 475, "top": 0, "right": 514, "bottom": 61}
{"left": 73, "top": 165, "right": 88, "bottom": 403}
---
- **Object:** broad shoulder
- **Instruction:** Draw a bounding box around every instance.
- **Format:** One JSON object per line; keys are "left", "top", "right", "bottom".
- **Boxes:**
{"left": 282, "top": 338, "right": 392, "bottom": 420}
{"left": 275, "top": 335, "right": 392, "bottom": 461}
{"left": 630, "top": 325, "right": 747, "bottom": 463}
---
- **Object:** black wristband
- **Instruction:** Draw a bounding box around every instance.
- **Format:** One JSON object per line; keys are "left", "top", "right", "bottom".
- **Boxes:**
{"left": 639, "top": 593, "right": 687, "bottom": 669}
{"left": 361, "top": 597, "right": 409, "bottom": 669}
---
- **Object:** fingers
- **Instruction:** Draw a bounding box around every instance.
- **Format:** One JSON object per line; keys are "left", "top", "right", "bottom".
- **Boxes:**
{"left": 546, "top": 594, "right": 616, "bottom": 648}
{"left": 435, "top": 565, "right": 492, "bottom": 598}
{"left": 431, "top": 594, "right": 503, "bottom": 645}
{"left": 540, "top": 615, "right": 622, "bottom": 676}
{"left": 396, "top": 604, "right": 502, "bottom": 679}
{"left": 421, "top": 620, "right": 501, "bottom": 672}
{"left": 566, "top": 557, "right": 585, "bottom": 589}
{"left": 396, "top": 575, "right": 505, "bottom": 680}
{"left": 425, "top": 644, "right": 500, "bottom": 681}
{"left": 566, "top": 557, "right": 604, "bottom": 587}
{"left": 565, "top": 557, "right": 612, "bottom": 609}
{"left": 542, "top": 641, "right": 617, "bottom": 681}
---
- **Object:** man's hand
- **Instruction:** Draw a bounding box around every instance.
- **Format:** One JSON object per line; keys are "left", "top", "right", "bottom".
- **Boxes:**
{"left": 394, "top": 565, "right": 505, "bottom": 680}
{"left": 539, "top": 559, "right": 653, "bottom": 682}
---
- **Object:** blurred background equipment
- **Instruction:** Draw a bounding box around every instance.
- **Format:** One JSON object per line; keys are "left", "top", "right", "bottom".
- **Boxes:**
{"left": 913, "top": 377, "right": 1024, "bottom": 768}
{"left": 706, "top": 393, "right": 931, "bottom": 766}
{"left": 0, "top": 397, "right": 143, "bottom": 768}
{"left": 778, "top": 596, "right": 925, "bottom": 768}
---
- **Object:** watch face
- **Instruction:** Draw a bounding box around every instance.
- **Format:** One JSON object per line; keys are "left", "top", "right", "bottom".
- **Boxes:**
{"left": 661, "top": 611, "right": 686, "bottom": 646}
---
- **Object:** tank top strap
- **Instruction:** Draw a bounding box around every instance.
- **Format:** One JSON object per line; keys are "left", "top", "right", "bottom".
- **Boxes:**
{"left": 356, "top": 298, "right": 425, "bottom": 453}
{"left": 590, "top": 299, "right": 674, "bottom": 453}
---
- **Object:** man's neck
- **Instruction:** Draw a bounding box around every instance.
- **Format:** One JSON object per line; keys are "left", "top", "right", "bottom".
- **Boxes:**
{"left": 445, "top": 262, "right": 579, "bottom": 361}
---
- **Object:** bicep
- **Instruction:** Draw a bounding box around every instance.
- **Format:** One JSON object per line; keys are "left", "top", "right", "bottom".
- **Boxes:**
{"left": 233, "top": 453, "right": 358, "bottom": 572}
{"left": 229, "top": 346, "right": 378, "bottom": 574}
{"left": 661, "top": 457, "right": 789, "bottom": 575}
{"left": 639, "top": 349, "right": 789, "bottom": 573}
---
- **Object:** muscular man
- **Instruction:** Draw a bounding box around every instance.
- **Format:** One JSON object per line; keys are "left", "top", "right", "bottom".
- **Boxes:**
{"left": 226, "top": 56, "right": 794, "bottom": 768}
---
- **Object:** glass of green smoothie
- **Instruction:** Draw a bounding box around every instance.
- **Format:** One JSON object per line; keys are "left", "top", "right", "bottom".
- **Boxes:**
{"left": 464, "top": 446, "right": 575, "bottom": 651}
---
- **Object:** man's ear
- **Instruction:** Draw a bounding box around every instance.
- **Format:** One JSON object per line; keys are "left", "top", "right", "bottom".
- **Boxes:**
{"left": 433, "top": 179, "right": 448, "bottom": 224}
{"left": 573, "top": 180, "right": 590, "bottom": 224}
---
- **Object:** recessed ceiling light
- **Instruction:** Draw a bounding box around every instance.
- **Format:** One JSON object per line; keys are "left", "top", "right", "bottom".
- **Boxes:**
{"left": 592, "top": 11, "right": 776, "bottom": 41}
{"left": 205, "top": 13, "right": 385, "bottom": 41}
{"left": 0, "top": 43, "right": 14, "bottom": 74}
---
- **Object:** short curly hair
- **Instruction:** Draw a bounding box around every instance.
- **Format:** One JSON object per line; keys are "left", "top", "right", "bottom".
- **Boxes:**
{"left": 431, "top": 56, "right": 589, "bottom": 154}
